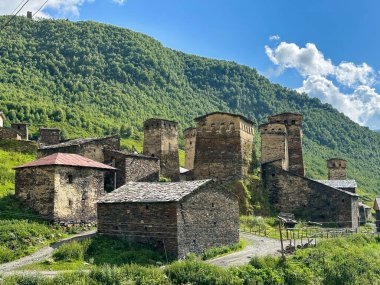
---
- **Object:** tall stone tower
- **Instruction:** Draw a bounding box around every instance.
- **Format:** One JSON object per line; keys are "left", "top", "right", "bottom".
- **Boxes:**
{"left": 259, "top": 123, "right": 288, "bottom": 170}
{"left": 143, "top": 118, "right": 180, "bottom": 181}
{"left": 39, "top": 128, "right": 61, "bottom": 145}
{"left": 268, "top": 113, "right": 304, "bottom": 176}
{"left": 327, "top": 158, "right": 347, "bottom": 180}
{"left": 193, "top": 112, "right": 254, "bottom": 181}
{"left": 11, "top": 123, "right": 29, "bottom": 140}
{"left": 184, "top": 127, "right": 196, "bottom": 170}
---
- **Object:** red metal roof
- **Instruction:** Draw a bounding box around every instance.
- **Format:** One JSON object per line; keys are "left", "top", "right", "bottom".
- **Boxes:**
{"left": 14, "top": 153, "right": 116, "bottom": 171}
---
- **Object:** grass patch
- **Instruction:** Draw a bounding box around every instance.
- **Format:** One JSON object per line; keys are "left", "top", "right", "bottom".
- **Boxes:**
{"left": 201, "top": 240, "right": 246, "bottom": 260}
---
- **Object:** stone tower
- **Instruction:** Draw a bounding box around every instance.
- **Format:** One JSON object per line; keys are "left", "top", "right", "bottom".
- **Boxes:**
{"left": 327, "top": 158, "right": 347, "bottom": 180}
{"left": 259, "top": 123, "right": 288, "bottom": 170}
{"left": 268, "top": 113, "right": 304, "bottom": 176}
{"left": 184, "top": 127, "right": 196, "bottom": 170}
{"left": 11, "top": 123, "right": 29, "bottom": 140}
{"left": 39, "top": 128, "right": 61, "bottom": 145}
{"left": 193, "top": 112, "right": 254, "bottom": 181}
{"left": 143, "top": 118, "right": 180, "bottom": 181}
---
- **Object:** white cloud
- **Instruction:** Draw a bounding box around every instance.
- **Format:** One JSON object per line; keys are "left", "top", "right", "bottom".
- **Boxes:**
{"left": 266, "top": 40, "right": 380, "bottom": 129}
{"left": 269, "top": 35, "right": 280, "bottom": 41}
{"left": 112, "top": 0, "right": 127, "bottom": 5}
{"left": 0, "top": 0, "right": 93, "bottom": 18}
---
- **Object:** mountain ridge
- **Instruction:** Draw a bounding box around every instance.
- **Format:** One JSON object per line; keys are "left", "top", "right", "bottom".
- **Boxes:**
{"left": 0, "top": 16, "right": 379, "bottom": 197}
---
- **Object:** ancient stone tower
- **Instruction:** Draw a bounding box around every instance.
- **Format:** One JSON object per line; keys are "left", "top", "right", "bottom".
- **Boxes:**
{"left": 39, "top": 128, "right": 61, "bottom": 145}
{"left": 268, "top": 113, "right": 304, "bottom": 176}
{"left": 327, "top": 158, "right": 347, "bottom": 180}
{"left": 259, "top": 123, "right": 288, "bottom": 170}
{"left": 184, "top": 127, "right": 196, "bottom": 170}
{"left": 143, "top": 118, "right": 180, "bottom": 181}
{"left": 193, "top": 112, "right": 254, "bottom": 181}
{"left": 11, "top": 123, "right": 29, "bottom": 140}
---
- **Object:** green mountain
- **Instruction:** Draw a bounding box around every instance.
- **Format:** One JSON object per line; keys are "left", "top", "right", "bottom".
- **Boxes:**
{"left": 0, "top": 16, "right": 379, "bottom": 198}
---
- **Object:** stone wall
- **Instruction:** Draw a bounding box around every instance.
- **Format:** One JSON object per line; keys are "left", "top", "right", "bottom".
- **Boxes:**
{"left": 259, "top": 123, "right": 289, "bottom": 170}
{"left": 15, "top": 166, "right": 105, "bottom": 224}
{"left": 0, "top": 128, "right": 21, "bottom": 140}
{"left": 375, "top": 211, "right": 380, "bottom": 232}
{"left": 15, "top": 167, "right": 56, "bottom": 220}
{"left": 11, "top": 123, "right": 29, "bottom": 140}
{"left": 262, "top": 163, "right": 359, "bottom": 227}
{"left": 143, "top": 119, "right": 180, "bottom": 181}
{"left": 97, "top": 202, "right": 179, "bottom": 257}
{"left": 39, "top": 128, "right": 61, "bottom": 145}
{"left": 193, "top": 113, "right": 254, "bottom": 181}
{"left": 104, "top": 149, "right": 160, "bottom": 188}
{"left": 38, "top": 136, "right": 121, "bottom": 163}
{"left": 54, "top": 166, "right": 105, "bottom": 224}
{"left": 268, "top": 113, "right": 304, "bottom": 176}
{"left": 328, "top": 158, "right": 347, "bottom": 180}
{"left": 184, "top": 127, "right": 196, "bottom": 170}
{"left": 177, "top": 185, "right": 239, "bottom": 258}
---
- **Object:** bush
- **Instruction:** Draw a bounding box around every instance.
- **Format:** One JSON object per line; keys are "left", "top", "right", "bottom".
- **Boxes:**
{"left": 165, "top": 260, "right": 242, "bottom": 285}
{"left": 201, "top": 240, "right": 246, "bottom": 260}
{"left": 53, "top": 240, "right": 90, "bottom": 261}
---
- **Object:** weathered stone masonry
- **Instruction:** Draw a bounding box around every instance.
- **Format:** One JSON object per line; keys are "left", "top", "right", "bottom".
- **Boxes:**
{"left": 262, "top": 162, "right": 359, "bottom": 227}
{"left": 38, "top": 128, "right": 61, "bottom": 145}
{"left": 193, "top": 112, "right": 254, "bottom": 181}
{"left": 97, "top": 180, "right": 239, "bottom": 258}
{"left": 184, "top": 127, "right": 196, "bottom": 170}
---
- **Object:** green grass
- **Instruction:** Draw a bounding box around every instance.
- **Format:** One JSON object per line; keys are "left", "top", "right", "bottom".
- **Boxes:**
{"left": 201, "top": 240, "right": 247, "bottom": 260}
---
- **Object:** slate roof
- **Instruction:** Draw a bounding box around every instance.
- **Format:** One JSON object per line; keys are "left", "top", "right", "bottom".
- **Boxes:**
{"left": 98, "top": 179, "right": 212, "bottom": 203}
{"left": 374, "top": 198, "right": 380, "bottom": 211}
{"left": 14, "top": 153, "right": 116, "bottom": 171}
{"left": 40, "top": 135, "right": 117, "bottom": 150}
{"left": 316, "top": 180, "right": 357, "bottom": 189}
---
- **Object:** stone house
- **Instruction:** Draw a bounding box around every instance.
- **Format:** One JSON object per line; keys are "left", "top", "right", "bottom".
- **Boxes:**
{"left": 38, "top": 135, "right": 121, "bottom": 162}
{"left": 0, "top": 128, "right": 22, "bottom": 140}
{"left": 260, "top": 113, "right": 359, "bottom": 228}
{"left": 11, "top": 123, "right": 29, "bottom": 140}
{"left": 14, "top": 153, "right": 116, "bottom": 224}
{"left": 103, "top": 149, "right": 160, "bottom": 189}
{"left": 143, "top": 118, "right": 180, "bottom": 181}
{"left": 193, "top": 112, "right": 254, "bottom": 181}
{"left": 38, "top": 128, "right": 61, "bottom": 145}
{"left": 374, "top": 198, "right": 380, "bottom": 232}
{"left": 97, "top": 180, "right": 239, "bottom": 259}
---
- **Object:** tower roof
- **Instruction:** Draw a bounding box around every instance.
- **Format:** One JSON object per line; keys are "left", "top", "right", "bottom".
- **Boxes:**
{"left": 194, "top": 112, "right": 254, "bottom": 125}
{"left": 144, "top": 118, "right": 178, "bottom": 125}
{"left": 14, "top": 153, "right": 116, "bottom": 171}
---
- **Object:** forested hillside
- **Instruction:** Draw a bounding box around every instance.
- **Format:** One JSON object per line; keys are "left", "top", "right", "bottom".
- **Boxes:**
{"left": 0, "top": 16, "right": 380, "bottom": 197}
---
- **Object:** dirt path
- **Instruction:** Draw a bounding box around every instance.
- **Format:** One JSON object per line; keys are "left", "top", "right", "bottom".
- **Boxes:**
{"left": 207, "top": 232, "right": 281, "bottom": 267}
{"left": 0, "top": 230, "right": 96, "bottom": 274}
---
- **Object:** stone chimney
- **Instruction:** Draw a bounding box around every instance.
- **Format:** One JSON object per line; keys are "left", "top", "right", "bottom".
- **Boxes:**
{"left": 327, "top": 158, "right": 347, "bottom": 180}
{"left": 27, "top": 11, "right": 33, "bottom": 19}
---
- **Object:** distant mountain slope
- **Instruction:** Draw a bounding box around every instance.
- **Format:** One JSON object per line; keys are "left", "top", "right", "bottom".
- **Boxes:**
{"left": 0, "top": 16, "right": 379, "bottom": 197}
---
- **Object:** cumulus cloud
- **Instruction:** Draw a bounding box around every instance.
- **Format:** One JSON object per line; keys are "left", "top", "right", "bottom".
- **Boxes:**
{"left": 0, "top": 0, "right": 94, "bottom": 18}
{"left": 266, "top": 41, "right": 380, "bottom": 129}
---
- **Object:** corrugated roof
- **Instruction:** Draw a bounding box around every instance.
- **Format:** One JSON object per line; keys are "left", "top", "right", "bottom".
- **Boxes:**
{"left": 316, "top": 180, "right": 357, "bottom": 189}
{"left": 39, "top": 135, "right": 118, "bottom": 150}
{"left": 98, "top": 180, "right": 212, "bottom": 203}
{"left": 14, "top": 153, "right": 116, "bottom": 171}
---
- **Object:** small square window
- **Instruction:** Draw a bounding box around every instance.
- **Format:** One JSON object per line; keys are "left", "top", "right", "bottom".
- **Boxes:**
{"left": 68, "top": 175, "right": 73, "bottom": 184}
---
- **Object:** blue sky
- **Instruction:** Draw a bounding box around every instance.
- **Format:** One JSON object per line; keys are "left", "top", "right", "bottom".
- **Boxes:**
{"left": 1, "top": 0, "right": 380, "bottom": 129}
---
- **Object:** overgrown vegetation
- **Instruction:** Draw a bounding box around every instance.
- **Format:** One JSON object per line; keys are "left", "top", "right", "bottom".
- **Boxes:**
{"left": 4, "top": 235, "right": 380, "bottom": 285}
{"left": 201, "top": 240, "right": 246, "bottom": 260}
{"left": 0, "top": 16, "right": 380, "bottom": 196}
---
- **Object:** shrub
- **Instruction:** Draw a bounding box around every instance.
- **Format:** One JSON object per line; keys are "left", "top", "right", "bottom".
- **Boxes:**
{"left": 53, "top": 240, "right": 90, "bottom": 261}
{"left": 201, "top": 240, "right": 246, "bottom": 260}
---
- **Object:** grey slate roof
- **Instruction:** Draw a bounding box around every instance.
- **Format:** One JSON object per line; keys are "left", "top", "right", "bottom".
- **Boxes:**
{"left": 316, "top": 180, "right": 357, "bottom": 189}
{"left": 40, "top": 135, "right": 117, "bottom": 150}
{"left": 98, "top": 180, "right": 212, "bottom": 203}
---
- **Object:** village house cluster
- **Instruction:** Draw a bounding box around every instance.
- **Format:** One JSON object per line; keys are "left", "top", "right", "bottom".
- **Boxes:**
{"left": 1, "top": 110, "right": 377, "bottom": 258}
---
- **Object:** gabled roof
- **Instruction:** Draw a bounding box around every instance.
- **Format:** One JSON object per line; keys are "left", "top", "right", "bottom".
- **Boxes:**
{"left": 374, "top": 198, "right": 380, "bottom": 211}
{"left": 14, "top": 153, "right": 116, "bottom": 171}
{"left": 98, "top": 179, "right": 212, "bottom": 203}
{"left": 194, "top": 112, "right": 254, "bottom": 125}
{"left": 39, "top": 135, "right": 118, "bottom": 150}
{"left": 316, "top": 180, "right": 357, "bottom": 189}
{"left": 359, "top": 202, "right": 371, "bottom": 209}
